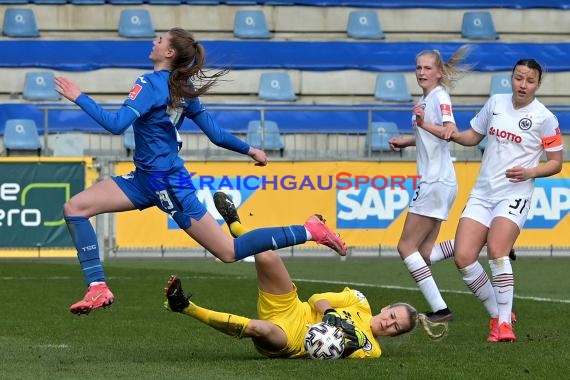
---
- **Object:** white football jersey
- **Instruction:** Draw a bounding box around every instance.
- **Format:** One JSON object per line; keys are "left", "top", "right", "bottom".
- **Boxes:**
{"left": 470, "top": 94, "right": 563, "bottom": 200}
{"left": 413, "top": 86, "right": 457, "bottom": 186}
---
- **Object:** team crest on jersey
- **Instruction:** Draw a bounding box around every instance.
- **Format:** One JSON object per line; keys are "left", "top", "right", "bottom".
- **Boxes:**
{"left": 519, "top": 118, "right": 532, "bottom": 130}
{"left": 353, "top": 289, "right": 367, "bottom": 302}
{"left": 128, "top": 84, "right": 143, "bottom": 100}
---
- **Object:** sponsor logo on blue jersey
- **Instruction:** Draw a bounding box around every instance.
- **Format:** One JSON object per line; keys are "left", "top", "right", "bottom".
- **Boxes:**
{"left": 525, "top": 178, "right": 570, "bottom": 229}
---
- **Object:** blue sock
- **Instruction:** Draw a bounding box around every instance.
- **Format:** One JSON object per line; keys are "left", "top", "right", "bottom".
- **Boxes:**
{"left": 65, "top": 216, "right": 106, "bottom": 285}
{"left": 234, "top": 225, "right": 307, "bottom": 261}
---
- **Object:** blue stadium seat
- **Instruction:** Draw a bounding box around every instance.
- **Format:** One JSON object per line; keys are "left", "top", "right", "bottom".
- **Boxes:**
{"left": 118, "top": 9, "right": 155, "bottom": 38}
{"left": 3, "top": 119, "right": 42, "bottom": 156}
{"left": 374, "top": 73, "right": 413, "bottom": 102}
{"left": 23, "top": 71, "right": 61, "bottom": 101}
{"left": 258, "top": 72, "right": 297, "bottom": 101}
{"left": 109, "top": 0, "right": 144, "bottom": 4}
{"left": 365, "top": 122, "right": 401, "bottom": 154}
{"left": 347, "top": 11, "right": 385, "bottom": 39}
{"left": 490, "top": 73, "right": 512, "bottom": 95}
{"left": 246, "top": 120, "right": 285, "bottom": 156}
{"left": 32, "top": 0, "right": 68, "bottom": 4}
{"left": 71, "top": 0, "right": 107, "bottom": 3}
{"left": 70, "top": 0, "right": 106, "bottom": 4}
{"left": 461, "top": 11, "right": 498, "bottom": 40}
{"left": 0, "top": 0, "right": 29, "bottom": 4}
{"left": 180, "top": 0, "right": 220, "bottom": 3}
{"left": 2, "top": 8, "right": 40, "bottom": 38}
{"left": 233, "top": 10, "right": 271, "bottom": 39}
{"left": 124, "top": 126, "right": 136, "bottom": 157}
{"left": 146, "top": 0, "right": 182, "bottom": 3}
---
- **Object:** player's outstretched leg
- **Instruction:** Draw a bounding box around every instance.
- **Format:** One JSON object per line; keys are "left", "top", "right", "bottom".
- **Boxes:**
{"left": 214, "top": 191, "right": 347, "bottom": 256}
{"left": 164, "top": 275, "right": 190, "bottom": 312}
{"left": 425, "top": 307, "right": 453, "bottom": 323}
{"left": 304, "top": 214, "right": 347, "bottom": 256}
{"left": 213, "top": 192, "right": 245, "bottom": 238}
{"left": 163, "top": 275, "right": 251, "bottom": 337}
{"left": 69, "top": 283, "right": 114, "bottom": 316}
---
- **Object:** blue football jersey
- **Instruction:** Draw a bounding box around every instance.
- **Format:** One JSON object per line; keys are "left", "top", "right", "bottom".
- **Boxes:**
{"left": 76, "top": 69, "right": 249, "bottom": 173}
{"left": 124, "top": 70, "right": 191, "bottom": 172}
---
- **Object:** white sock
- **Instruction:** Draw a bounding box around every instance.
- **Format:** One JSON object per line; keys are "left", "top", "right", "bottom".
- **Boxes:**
{"left": 459, "top": 261, "right": 498, "bottom": 317}
{"left": 489, "top": 257, "right": 514, "bottom": 325}
{"left": 430, "top": 239, "right": 455, "bottom": 264}
{"left": 304, "top": 228, "right": 312, "bottom": 241}
{"left": 403, "top": 251, "right": 447, "bottom": 312}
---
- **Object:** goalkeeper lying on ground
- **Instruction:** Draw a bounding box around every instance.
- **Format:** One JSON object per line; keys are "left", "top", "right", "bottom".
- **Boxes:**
{"left": 163, "top": 192, "right": 448, "bottom": 359}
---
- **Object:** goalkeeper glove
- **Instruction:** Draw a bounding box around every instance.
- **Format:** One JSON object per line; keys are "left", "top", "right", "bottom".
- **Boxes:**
{"left": 322, "top": 309, "right": 353, "bottom": 330}
{"left": 322, "top": 309, "right": 368, "bottom": 358}
{"left": 341, "top": 324, "right": 368, "bottom": 358}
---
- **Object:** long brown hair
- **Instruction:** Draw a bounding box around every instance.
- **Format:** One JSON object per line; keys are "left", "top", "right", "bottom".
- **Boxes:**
{"left": 167, "top": 27, "right": 228, "bottom": 108}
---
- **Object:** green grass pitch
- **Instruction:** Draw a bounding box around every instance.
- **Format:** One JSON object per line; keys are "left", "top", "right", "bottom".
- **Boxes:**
{"left": 1, "top": 257, "right": 569, "bottom": 379}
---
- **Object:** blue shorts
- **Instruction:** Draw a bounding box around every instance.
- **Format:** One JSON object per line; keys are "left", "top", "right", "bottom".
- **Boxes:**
{"left": 112, "top": 167, "right": 207, "bottom": 229}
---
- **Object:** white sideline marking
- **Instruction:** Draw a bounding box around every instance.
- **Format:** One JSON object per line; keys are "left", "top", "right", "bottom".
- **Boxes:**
{"left": 293, "top": 278, "right": 570, "bottom": 304}
{"left": 0, "top": 276, "right": 131, "bottom": 280}
{"left": 3, "top": 275, "right": 568, "bottom": 304}
{"left": 36, "top": 344, "right": 69, "bottom": 349}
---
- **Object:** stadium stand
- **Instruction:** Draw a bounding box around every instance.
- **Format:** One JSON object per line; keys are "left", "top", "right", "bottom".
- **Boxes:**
{"left": 245, "top": 120, "right": 285, "bottom": 156}
{"left": 109, "top": 0, "right": 144, "bottom": 4}
{"left": 0, "top": 0, "right": 569, "bottom": 159}
{"left": 53, "top": 133, "right": 84, "bottom": 156}
{"left": 258, "top": 72, "right": 297, "bottom": 101}
{"left": 22, "top": 71, "right": 61, "bottom": 101}
{"left": 477, "top": 135, "right": 488, "bottom": 154}
{"left": 461, "top": 11, "right": 498, "bottom": 40}
{"left": 374, "top": 73, "right": 413, "bottom": 102}
{"left": 32, "top": 0, "right": 67, "bottom": 4}
{"left": 489, "top": 73, "right": 513, "bottom": 96}
{"left": 118, "top": 9, "right": 155, "bottom": 38}
{"left": 365, "top": 121, "right": 402, "bottom": 155}
{"left": 346, "top": 10, "right": 384, "bottom": 39}
{"left": 2, "top": 7, "right": 39, "bottom": 37}
{"left": 233, "top": 9, "right": 271, "bottom": 39}
{"left": 69, "top": 0, "right": 106, "bottom": 4}
{"left": 123, "top": 125, "right": 135, "bottom": 156}
{"left": 3, "top": 118, "right": 42, "bottom": 156}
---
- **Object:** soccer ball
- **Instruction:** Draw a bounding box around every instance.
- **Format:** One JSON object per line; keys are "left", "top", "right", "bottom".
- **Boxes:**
{"left": 304, "top": 322, "right": 345, "bottom": 360}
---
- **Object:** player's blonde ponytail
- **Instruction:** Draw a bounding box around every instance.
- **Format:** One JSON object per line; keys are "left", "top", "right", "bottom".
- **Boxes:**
{"left": 390, "top": 302, "right": 449, "bottom": 340}
{"left": 416, "top": 312, "right": 449, "bottom": 340}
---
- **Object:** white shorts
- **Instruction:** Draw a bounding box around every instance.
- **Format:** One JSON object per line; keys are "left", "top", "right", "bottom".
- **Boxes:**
{"left": 408, "top": 182, "right": 457, "bottom": 221}
{"left": 460, "top": 196, "right": 530, "bottom": 230}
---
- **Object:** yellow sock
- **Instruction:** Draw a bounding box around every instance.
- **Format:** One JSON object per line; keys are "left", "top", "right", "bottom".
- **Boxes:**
{"left": 229, "top": 221, "right": 249, "bottom": 237}
{"left": 183, "top": 302, "right": 251, "bottom": 338}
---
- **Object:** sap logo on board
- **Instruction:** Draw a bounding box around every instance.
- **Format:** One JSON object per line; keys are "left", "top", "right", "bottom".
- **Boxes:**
{"left": 336, "top": 180, "right": 415, "bottom": 229}
{"left": 525, "top": 178, "right": 570, "bottom": 229}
